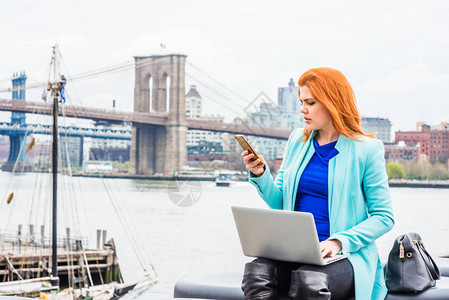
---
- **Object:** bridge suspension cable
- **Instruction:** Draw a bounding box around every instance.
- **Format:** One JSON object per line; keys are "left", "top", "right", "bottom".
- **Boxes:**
{"left": 185, "top": 60, "right": 280, "bottom": 122}
{"left": 185, "top": 72, "right": 248, "bottom": 117}
{"left": 2, "top": 54, "right": 269, "bottom": 121}
{"left": 1, "top": 52, "right": 278, "bottom": 136}
{"left": 0, "top": 56, "right": 163, "bottom": 94}
{"left": 185, "top": 70, "right": 278, "bottom": 132}
{"left": 187, "top": 61, "right": 253, "bottom": 107}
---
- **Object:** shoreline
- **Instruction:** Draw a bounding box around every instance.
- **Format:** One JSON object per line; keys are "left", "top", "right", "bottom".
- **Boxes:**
{"left": 71, "top": 173, "right": 449, "bottom": 188}
{"left": 4, "top": 171, "right": 448, "bottom": 187}
{"left": 71, "top": 173, "right": 218, "bottom": 181}
{"left": 388, "top": 180, "right": 449, "bottom": 188}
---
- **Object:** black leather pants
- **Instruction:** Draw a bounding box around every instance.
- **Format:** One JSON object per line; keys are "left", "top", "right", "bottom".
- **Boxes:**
{"left": 242, "top": 258, "right": 278, "bottom": 300}
{"left": 241, "top": 258, "right": 354, "bottom": 300}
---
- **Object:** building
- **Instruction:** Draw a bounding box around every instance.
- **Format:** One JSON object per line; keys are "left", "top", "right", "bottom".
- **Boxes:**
{"left": 89, "top": 123, "right": 131, "bottom": 163}
{"left": 60, "top": 136, "right": 83, "bottom": 167}
{"left": 90, "top": 124, "right": 131, "bottom": 149}
{"left": 0, "top": 136, "right": 9, "bottom": 163}
{"left": 89, "top": 146, "right": 130, "bottom": 163}
{"left": 187, "top": 140, "right": 228, "bottom": 167}
{"left": 83, "top": 161, "right": 113, "bottom": 174}
{"left": 248, "top": 102, "right": 282, "bottom": 129}
{"left": 384, "top": 142, "right": 419, "bottom": 162}
{"left": 395, "top": 122, "right": 449, "bottom": 162}
{"left": 26, "top": 142, "right": 52, "bottom": 169}
{"left": 90, "top": 138, "right": 130, "bottom": 149}
{"left": 247, "top": 94, "right": 285, "bottom": 160}
{"left": 186, "top": 85, "right": 203, "bottom": 119}
{"left": 361, "top": 117, "right": 392, "bottom": 143}
{"left": 278, "top": 78, "right": 304, "bottom": 130}
{"left": 433, "top": 122, "right": 449, "bottom": 131}
{"left": 245, "top": 80, "right": 306, "bottom": 161}
{"left": 185, "top": 85, "right": 225, "bottom": 147}
{"left": 223, "top": 117, "right": 247, "bottom": 153}
{"left": 247, "top": 100, "right": 286, "bottom": 160}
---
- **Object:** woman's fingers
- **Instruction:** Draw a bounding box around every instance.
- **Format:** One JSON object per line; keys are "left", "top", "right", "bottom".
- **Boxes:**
{"left": 321, "top": 248, "right": 330, "bottom": 258}
{"left": 242, "top": 153, "right": 261, "bottom": 167}
{"left": 247, "top": 163, "right": 261, "bottom": 172}
{"left": 242, "top": 152, "right": 255, "bottom": 164}
{"left": 241, "top": 151, "right": 265, "bottom": 176}
{"left": 320, "top": 240, "right": 341, "bottom": 258}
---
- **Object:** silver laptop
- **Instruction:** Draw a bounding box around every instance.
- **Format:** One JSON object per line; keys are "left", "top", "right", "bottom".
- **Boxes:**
{"left": 231, "top": 206, "right": 349, "bottom": 266}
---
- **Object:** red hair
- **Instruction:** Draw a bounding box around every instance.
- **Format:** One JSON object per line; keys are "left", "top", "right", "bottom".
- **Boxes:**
{"left": 297, "top": 67, "right": 375, "bottom": 141}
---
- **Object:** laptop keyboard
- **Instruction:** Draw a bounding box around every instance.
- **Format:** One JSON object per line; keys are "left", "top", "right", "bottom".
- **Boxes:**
{"left": 323, "top": 255, "right": 345, "bottom": 264}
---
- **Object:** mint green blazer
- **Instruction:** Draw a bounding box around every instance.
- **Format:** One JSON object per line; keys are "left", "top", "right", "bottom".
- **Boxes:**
{"left": 249, "top": 129, "right": 394, "bottom": 300}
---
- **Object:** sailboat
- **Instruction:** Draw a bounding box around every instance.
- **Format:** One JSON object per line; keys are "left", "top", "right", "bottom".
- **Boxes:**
{"left": 0, "top": 44, "right": 157, "bottom": 298}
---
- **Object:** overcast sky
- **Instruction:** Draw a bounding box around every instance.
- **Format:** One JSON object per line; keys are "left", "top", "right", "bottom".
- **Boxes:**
{"left": 1, "top": 0, "right": 448, "bottom": 133}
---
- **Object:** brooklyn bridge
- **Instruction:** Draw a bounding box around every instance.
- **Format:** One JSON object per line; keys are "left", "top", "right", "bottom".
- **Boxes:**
{"left": 0, "top": 54, "right": 291, "bottom": 176}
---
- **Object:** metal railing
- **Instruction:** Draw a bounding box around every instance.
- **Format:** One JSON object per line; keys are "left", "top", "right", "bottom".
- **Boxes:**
{"left": 0, "top": 230, "right": 89, "bottom": 251}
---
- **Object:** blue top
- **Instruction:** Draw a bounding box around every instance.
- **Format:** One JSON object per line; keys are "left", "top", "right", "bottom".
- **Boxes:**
{"left": 294, "top": 138, "right": 339, "bottom": 241}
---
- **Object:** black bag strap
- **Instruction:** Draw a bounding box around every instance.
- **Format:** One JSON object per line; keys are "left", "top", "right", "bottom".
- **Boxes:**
{"left": 417, "top": 242, "right": 440, "bottom": 280}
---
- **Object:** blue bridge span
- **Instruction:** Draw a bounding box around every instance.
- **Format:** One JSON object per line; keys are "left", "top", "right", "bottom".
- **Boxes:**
{"left": 0, "top": 122, "right": 131, "bottom": 140}
{"left": 1, "top": 72, "right": 132, "bottom": 171}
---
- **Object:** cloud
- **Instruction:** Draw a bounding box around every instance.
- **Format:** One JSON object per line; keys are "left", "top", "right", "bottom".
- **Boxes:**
{"left": 355, "top": 63, "right": 449, "bottom": 131}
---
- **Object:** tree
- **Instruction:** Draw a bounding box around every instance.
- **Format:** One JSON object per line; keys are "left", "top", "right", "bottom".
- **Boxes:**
{"left": 386, "top": 162, "right": 406, "bottom": 179}
{"left": 428, "top": 163, "right": 449, "bottom": 180}
{"left": 403, "top": 160, "right": 427, "bottom": 180}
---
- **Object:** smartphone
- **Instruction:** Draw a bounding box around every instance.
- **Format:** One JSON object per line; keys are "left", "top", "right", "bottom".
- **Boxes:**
{"left": 235, "top": 135, "right": 260, "bottom": 162}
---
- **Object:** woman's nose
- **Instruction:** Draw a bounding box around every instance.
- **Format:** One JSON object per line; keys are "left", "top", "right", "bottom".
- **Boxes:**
{"left": 300, "top": 105, "right": 307, "bottom": 114}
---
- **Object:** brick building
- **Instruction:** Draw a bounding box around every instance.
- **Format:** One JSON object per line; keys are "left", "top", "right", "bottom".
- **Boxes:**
{"left": 384, "top": 142, "right": 419, "bottom": 162}
{"left": 395, "top": 123, "right": 449, "bottom": 162}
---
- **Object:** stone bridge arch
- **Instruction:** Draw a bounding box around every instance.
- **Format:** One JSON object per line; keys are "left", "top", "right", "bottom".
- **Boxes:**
{"left": 130, "top": 54, "right": 187, "bottom": 176}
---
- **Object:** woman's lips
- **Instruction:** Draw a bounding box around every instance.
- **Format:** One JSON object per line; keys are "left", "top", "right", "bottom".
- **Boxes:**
{"left": 305, "top": 118, "right": 311, "bottom": 124}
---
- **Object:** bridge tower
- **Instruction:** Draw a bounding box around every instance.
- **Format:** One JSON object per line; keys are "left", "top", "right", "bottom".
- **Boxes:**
{"left": 130, "top": 54, "right": 188, "bottom": 176}
{"left": 1, "top": 72, "right": 31, "bottom": 171}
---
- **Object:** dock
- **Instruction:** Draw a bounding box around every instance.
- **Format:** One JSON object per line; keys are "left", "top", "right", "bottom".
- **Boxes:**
{"left": 0, "top": 228, "right": 123, "bottom": 297}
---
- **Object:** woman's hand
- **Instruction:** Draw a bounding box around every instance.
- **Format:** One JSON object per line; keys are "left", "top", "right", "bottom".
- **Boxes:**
{"left": 242, "top": 150, "right": 266, "bottom": 177}
{"left": 320, "top": 239, "right": 342, "bottom": 258}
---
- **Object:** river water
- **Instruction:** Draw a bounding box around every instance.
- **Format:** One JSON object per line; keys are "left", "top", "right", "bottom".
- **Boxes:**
{"left": 0, "top": 173, "right": 448, "bottom": 298}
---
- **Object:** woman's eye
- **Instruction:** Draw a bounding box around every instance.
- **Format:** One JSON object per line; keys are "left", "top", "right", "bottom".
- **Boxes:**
{"left": 308, "top": 102, "right": 315, "bottom": 105}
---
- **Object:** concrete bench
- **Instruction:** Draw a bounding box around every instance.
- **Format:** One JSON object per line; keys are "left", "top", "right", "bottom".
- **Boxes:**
{"left": 174, "top": 273, "right": 449, "bottom": 299}
{"left": 174, "top": 258, "right": 449, "bottom": 300}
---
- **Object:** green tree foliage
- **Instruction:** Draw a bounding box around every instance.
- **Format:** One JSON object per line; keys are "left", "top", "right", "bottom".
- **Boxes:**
{"left": 386, "top": 162, "right": 406, "bottom": 179}
{"left": 112, "top": 161, "right": 130, "bottom": 172}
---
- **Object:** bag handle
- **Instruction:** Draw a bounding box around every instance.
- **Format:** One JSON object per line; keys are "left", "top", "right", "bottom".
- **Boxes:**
{"left": 417, "top": 242, "right": 441, "bottom": 280}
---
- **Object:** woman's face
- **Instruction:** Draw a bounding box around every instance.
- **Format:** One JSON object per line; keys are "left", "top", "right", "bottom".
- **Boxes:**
{"left": 299, "top": 85, "right": 334, "bottom": 132}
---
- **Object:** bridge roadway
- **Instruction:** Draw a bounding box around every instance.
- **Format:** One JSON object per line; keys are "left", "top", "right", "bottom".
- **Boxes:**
{"left": 0, "top": 122, "right": 131, "bottom": 139}
{"left": 0, "top": 99, "right": 291, "bottom": 140}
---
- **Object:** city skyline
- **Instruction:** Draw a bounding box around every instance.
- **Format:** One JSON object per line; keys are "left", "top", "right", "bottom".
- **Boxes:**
{"left": 0, "top": 72, "right": 446, "bottom": 138}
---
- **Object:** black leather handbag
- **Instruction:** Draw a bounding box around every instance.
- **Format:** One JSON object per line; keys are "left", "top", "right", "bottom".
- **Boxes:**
{"left": 384, "top": 232, "right": 440, "bottom": 292}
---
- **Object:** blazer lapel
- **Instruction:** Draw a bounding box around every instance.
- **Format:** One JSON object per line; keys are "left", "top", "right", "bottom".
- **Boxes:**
{"left": 328, "top": 135, "right": 350, "bottom": 233}
{"left": 287, "top": 131, "right": 316, "bottom": 211}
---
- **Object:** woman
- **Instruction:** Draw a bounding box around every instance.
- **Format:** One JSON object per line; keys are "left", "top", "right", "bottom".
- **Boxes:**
{"left": 241, "top": 67, "right": 394, "bottom": 300}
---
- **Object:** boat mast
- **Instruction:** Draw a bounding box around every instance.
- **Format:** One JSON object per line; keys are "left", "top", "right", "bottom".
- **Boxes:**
{"left": 49, "top": 43, "right": 62, "bottom": 284}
